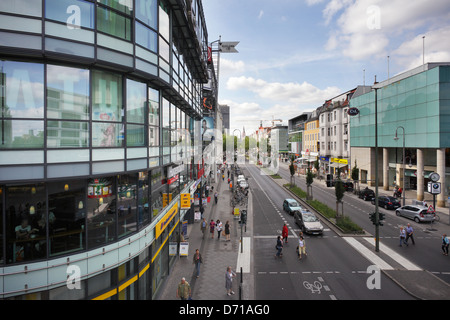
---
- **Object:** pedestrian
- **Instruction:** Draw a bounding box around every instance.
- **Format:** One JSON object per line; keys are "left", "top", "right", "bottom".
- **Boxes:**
{"left": 275, "top": 235, "right": 283, "bottom": 258}
{"left": 193, "top": 249, "right": 203, "bottom": 278}
{"left": 209, "top": 220, "right": 215, "bottom": 239}
{"left": 216, "top": 219, "right": 223, "bottom": 240}
{"left": 200, "top": 205, "right": 204, "bottom": 219}
{"left": 200, "top": 218, "right": 207, "bottom": 239}
{"left": 176, "top": 277, "right": 191, "bottom": 300}
{"left": 225, "top": 266, "right": 236, "bottom": 296}
{"left": 405, "top": 223, "right": 415, "bottom": 245}
{"left": 442, "top": 234, "right": 449, "bottom": 256}
{"left": 399, "top": 227, "right": 408, "bottom": 247}
{"left": 282, "top": 223, "right": 289, "bottom": 243}
{"left": 297, "top": 236, "right": 307, "bottom": 259}
{"left": 225, "top": 220, "right": 230, "bottom": 241}
{"left": 214, "top": 192, "right": 218, "bottom": 205}
{"left": 222, "top": 174, "right": 225, "bottom": 181}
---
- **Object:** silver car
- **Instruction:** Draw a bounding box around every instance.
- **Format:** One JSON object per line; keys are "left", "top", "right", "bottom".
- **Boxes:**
{"left": 294, "top": 210, "right": 324, "bottom": 235}
{"left": 395, "top": 205, "right": 435, "bottom": 223}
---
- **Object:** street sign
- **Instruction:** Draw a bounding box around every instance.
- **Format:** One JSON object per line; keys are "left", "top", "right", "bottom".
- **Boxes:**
{"left": 220, "top": 41, "right": 239, "bottom": 53}
{"left": 427, "top": 205, "right": 435, "bottom": 214}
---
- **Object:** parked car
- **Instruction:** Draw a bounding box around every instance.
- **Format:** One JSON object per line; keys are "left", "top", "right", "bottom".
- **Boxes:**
{"left": 395, "top": 205, "right": 435, "bottom": 223}
{"left": 371, "top": 196, "right": 401, "bottom": 210}
{"left": 343, "top": 181, "right": 354, "bottom": 192}
{"left": 294, "top": 210, "right": 324, "bottom": 235}
{"left": 359, "top": 188, "right": 375, "bottom": 201}
{"left": 282, "top": 199, "right": 302, "bottom": 216}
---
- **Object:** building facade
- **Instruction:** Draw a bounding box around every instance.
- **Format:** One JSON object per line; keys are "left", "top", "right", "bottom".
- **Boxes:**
{"left": 0, "top": 0, "right": 213, "bottom": 300}
{"left": 350, "top": 63, "right": 450, "bottom": 207}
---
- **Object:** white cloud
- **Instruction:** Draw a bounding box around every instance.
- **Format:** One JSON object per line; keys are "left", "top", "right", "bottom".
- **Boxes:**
{"left": 258, "top": 10, "right": 264, "bottom": 19}
{"left": 226, "top": 76, "right": 341, "bottom": 106}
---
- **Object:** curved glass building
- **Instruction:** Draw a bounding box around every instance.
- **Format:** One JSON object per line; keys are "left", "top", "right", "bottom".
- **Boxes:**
{"left": 0, "top": 0, "right": 213, "bottom": 300}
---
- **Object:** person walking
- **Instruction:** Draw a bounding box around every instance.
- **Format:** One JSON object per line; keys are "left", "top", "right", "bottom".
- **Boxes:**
{"left": 225, "top": 220, "right": 231, "bottom": 241}
{"left": 225, "top": 266, "right": 236, "bottom": 296}
{"left": 216, "top": 219, "right": 223, "bottom": 240}
{"left": 282, "top": 223, "right": 289, "bottom": 243}
{"left": 442, "top": 234, "right": 449, "bottom": 256}
{"left": 399, "top": 227, "right": 408, "bottom": 247}
{"left": 405, "top": 223, "right": 415, "bottom": 245}
{"left": 176, "top": 277, "right": 191, "bottom": 300}
{"left": 275, "top": 236, "right": 283, "bottom": 258}
{"left": 214, "top": 192, "right": 218, "bottom": 205}
{"left": 200, "top": 205, "right": 204, "bottom": 219}
{"left": 200, "top": 218, "right": 207, "bottom": 239}
{"left": 209, "top": 219, "right": 215, "bottom": 239}
{"left": 192, "top": 249, "right": 203, "bottom": 278}
{"left": 297, "top": 235, "right": 307, "bottom": 260}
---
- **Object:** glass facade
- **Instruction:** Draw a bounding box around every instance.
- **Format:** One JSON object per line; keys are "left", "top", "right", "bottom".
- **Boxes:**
{"left": 350, "top": 66, "right": 450, "bottom": 149}
{"left": 0, "top": 0, "right": 211, "bottom": 301}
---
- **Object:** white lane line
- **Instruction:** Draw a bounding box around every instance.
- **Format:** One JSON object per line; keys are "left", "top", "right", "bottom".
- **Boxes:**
{"left": 236, "top": 237, "right": 251, "bottom": 273}
{"left": 362, "top": 237, "right": 422, "bottom": 271}
{"left": 343, "top": 237, "right": 394, "bottom": 270}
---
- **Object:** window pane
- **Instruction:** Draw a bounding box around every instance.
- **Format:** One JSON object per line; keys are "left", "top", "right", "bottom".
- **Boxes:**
{"left": 98, "top": 0, "right": 133, "bottom": 15}
{"left": 148, "top": 87, "right": 159, "bottom": 126}
{"left": 127, "top": 124, "right": 145, "bottom": 147}
{"left": 117, "top": 174, "right": 137, "bottom": 238}
{"left": 48, "top": 180, "right": 86, "bottom": 257}
{"left": 162, "top": 98, "right": 170, "bottom": 129}
{"left": 138, "top": 171, "right": 150, "bottom": 227}
{"left": 159, "top": 4, "right": 169, "bottom": 41}
{"left": 135, "top": 0, "right": 157, "bottom": 29}
{"left": 92, "top": 122, "right": 124, "bottom": 147}
{"left": 126, "top": 79, "right": 146, "bottom": 124}
{"left": 47, "top": 120, "right": 89, "bottom": 148}
{"left": 0, "top": 120, "right": 44, "bottom": 149}
{"left": 148, "top": 126, "right": 159, "bottom": 147}
{"left": 0, "top": 0, "right": 42, "bottom": 17}
{"left": 6, "top": 184, "right": 46, "bottom": 264}
{"left": 92, "top": 70, "right": 123, "bottom": 122}
{"left": 97, "top": 7, "right": 131, "bottom": 41}
{"left": 47, "top": 65, "right": 89, "bottom": 120}
{"left": 0, "top": 60, "right": 44, "bottom": 119}
{"left": 87, "top": 177, "right": 117, "bottom": 249}
{"left": 45, "top": 0, "right": 94, "bottom": 29}
{"left": 136, "top": 21, "right": 157, "bottom": 53}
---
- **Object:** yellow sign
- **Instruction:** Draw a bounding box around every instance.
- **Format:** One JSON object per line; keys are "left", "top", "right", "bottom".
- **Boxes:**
{"left": 331, "top": 158, "right": 348, "bottom": 165}
{"left": 155, "top": 202, "right": 179, "bottom": 239}
{"left": 181, "top": 193, "right": 191, "bottom": 209}
{"left": 234, "top": 208, "right": 240, "bottom": 216}
{"left": 162, "top": 193, "right": 173, "bottom": 208}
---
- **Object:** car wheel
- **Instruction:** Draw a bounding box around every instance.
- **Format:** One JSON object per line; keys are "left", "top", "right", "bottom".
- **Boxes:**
{"left": 414, "top": 217, "right": 420, "bottom": 223}
{"left": 396, "top": 210, "right": 400, "bottom": 216}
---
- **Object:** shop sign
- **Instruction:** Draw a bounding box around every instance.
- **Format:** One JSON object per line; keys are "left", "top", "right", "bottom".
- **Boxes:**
{"left": 347, "top": 107, "right": 360, "bottom": 116}
{"left": 155, "top": 202, "right": 178, "bottom": 239}
{"left": 181, "top": 193, "right": 191, "bottom": 209}
{"left": 331, "top": 158, "right": 348, "bottom": 165}
{"left": 179, "top": 242, "right": 189, "bottom": 257}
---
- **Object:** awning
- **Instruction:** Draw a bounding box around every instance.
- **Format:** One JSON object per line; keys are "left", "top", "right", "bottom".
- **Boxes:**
{"left": 330, "top": 163, "right": 348, "bottom": 168}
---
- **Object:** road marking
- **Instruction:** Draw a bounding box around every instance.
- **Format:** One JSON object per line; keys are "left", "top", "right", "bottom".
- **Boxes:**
{"left": 236, "top": 237, "right": 251, "bottom": 273}
{"left": 343, "top": 237, "right": 394, "bottom": 270}
{"left": 362, "top": 237, "right": 422, "bottom": 271}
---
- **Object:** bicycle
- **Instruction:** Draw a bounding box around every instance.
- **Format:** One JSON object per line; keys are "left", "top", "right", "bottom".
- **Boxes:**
{"left": 434, "top": 213, "right": 440, "bottom": 222}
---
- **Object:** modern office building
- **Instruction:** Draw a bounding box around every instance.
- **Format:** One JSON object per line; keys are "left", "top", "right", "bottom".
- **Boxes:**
{"left": 0, "top": 0, "right": 214, "bottom": 300}
{"left": 287, "top": 112, "right": 310, "bottom": 159}
{"left": 350, "top": 63, "right": 450, "bottom": 207}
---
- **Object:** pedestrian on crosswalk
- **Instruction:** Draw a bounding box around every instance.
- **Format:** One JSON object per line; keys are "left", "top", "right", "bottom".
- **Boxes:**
{"left": 399, "top": 227, "right": 408, "bottom": 247}
{"left": 297, "top": 236, "right": 307, "bottom": 260}
{"left": 405, "top": 223, "right": 415, "bottom": 245}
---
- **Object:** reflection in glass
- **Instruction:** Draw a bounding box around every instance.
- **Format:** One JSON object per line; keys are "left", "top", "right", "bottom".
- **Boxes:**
{"left": 48, "top": 181, "right": 86, "bottom": 256}
{"left": 117, "top": 174, "right": 137, "bottom": 238}
{"left": 0, "top": 60, "right": 44, "bottom": 119}
{"left": 87, "top": 177, "right": 116, "bottom": 249}
{"left": 126, "top": 79, "right": 146, "bottom": 124}
{"left": 5, "top": 184, "right": 46, "bottom": 264}
{"left": 97, "top": 7, "right": 131, "bottom": 41}
{"left": 0, "top": 120, "right": 44, "bottom": 149}
{"left": 45, "top": 0, "right": 94, "bottom": 29}
{"left": 127, "top": 124, "right": 145, "bottom": 147}
{"left": 98, "top": 0, "right": 133, "bottom": 15}
{"left": 136, "top": 22, "right": 157, "bottom": 53}
{"left": 148, "top": 87, "right": 159, "bottom": 126}
{"left": 135, "top": 0, "right": 157, "bottom": 29}
{"left": 47, "top": 65, "right": 89, "bottom": 120}
{"left": 47, "top": 121, "right": 89, "bottom": 148}
{"left": 138, "top": 171, "right": 150, "bottom": 228}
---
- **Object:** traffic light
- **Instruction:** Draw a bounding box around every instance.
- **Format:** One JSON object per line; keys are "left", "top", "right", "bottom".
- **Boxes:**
{"left": 369, "top": 212, "right": 376, "bottom": 225}
{"left": 378, "top": 212, "right": 385, "bottom": 226}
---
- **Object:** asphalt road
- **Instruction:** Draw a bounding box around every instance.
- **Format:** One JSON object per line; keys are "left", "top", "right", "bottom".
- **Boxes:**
{"left": 242, "top": 164, "right": 415, "bottom": 300}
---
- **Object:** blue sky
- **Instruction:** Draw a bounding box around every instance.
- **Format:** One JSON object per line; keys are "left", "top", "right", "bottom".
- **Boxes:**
{"left": 202, "top": 0, "right": 450, "bottom": 135}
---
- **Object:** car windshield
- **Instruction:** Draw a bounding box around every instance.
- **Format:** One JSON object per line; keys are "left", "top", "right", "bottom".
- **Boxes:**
{"left": 303, "top": 213, "right": 318, "bottom": 222}
{"left": 290, "top": 201, "right": 299, "bottom": 207}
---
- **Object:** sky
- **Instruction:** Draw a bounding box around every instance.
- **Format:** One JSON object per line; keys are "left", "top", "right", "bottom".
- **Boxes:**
{"left": 202, "top": 0, "right": 450, "bottom": 136}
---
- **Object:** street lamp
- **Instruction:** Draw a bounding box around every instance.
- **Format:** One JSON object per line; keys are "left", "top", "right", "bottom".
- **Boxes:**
{"left": 394, "top": 126, "right": 406, "bottom": 207}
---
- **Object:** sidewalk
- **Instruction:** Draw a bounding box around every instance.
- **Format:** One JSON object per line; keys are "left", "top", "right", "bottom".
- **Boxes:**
{"left": 157, "top": 173, "right": 251, "bottom": 300}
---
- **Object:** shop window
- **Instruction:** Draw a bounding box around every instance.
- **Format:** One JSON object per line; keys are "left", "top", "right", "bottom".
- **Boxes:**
{"left": 47, "top": 181, "right": 86, "bottom": 257}
{"left": 5, "top": 184, "right": 46, "bottom": 264}
{"left": 87, "top": 177, "right": 117, "bottom": 249}
{"left": 117, "top": 174, "right": 137, "bottom": 238}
